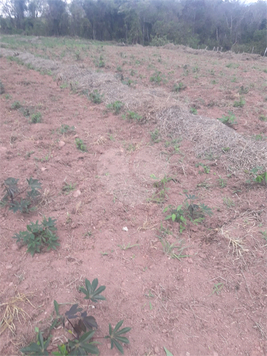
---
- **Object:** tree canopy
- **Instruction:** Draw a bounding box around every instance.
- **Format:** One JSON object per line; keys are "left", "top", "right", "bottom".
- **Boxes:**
{"left": 0, "top": 0, "right": 266, "bottom": 54}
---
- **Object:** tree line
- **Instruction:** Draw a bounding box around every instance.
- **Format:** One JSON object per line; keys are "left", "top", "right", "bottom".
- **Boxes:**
{"left": 0, "top": 0, "right": 266, "bottom": 54}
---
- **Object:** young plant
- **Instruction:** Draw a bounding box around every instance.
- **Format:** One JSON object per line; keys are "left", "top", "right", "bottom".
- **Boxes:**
{"left": 164, "top": 194, "right": 212, "bottom": 233}
{"left": 164, "top": 205, "right": 187, "bottom": 233}
{"left": 107, "top": 101, "right": 124, "bottom": 115}
{"left": 173, "top": 82, "right": 186, "bottom": 92}
{"left": 20, "top": 328, "right": 50, "bottom": 356}
{"left": 1, "top": 177, "right": 42, "bottom": 213}
{"left": 217, "top": 112, "right": 237, "bottom": 127}
{"left": 0, "top": 80, "right": 5, "bottom": 94}
{"left": 150, "top": 129, "right": 161, "bottom": 143}
{"left": 233, "top": 97, "right": 245, "bottom": 107}
{"left": 150, "top": 71, "right": 163, "bottom": 84}
{"left": 105, "top": 320, "right": 131, "bottom": 354}
{"left": 190, "top": 107, "right": 197, "bottom": 115}
{"left": 12, "top": 217, "right": 59, "bottom": 256}
{"left": 79, "top": 278, "right": 106, "bottom": 302}
{"left": 196, "top": 163, "right": 210, "bottom": 174}
{"left": 31, "top": 112, "right": 42, "bottom": 123}
{"left": 11, "top": 101, "right": 22, "bottom": 110}
{"left": 123, "top": 111, "right": 143, "bottom": 122}
{"left": 75, "top": 138, "right": 87, "bottom": 152}
{"left": 259, "top": 115, "right": 267, "bottom": 122}
{"left": 59, "top": 124, "right": 75, "bottom": 134}
{"left": 20, "top": 279, "right": 131, "bottom": 355}
{"left": 89, "top": 90, "right": 103, "bottom": 104}
{"left": 250, "top": 167, "right": 267, "bottom": 185}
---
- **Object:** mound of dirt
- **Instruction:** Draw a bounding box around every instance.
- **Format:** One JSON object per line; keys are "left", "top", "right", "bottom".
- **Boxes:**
{"left": 157, "top": 105, "right": 267, "bottom": 172}
{"left": 0, "top": 48, "right": 178, "bottom": 116}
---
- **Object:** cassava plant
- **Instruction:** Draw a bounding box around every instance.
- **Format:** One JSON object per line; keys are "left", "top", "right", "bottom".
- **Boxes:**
{"left": 164, "top": 194, "right": 212, "bottom": 233}
{"left": 13, "top": 217, "right": 59, "bottom": 256}
{"left": 20, "top": 278, "right": 131, "bottom": 356}
{"left": 1, "top": 177, "right": 42, "bottom": 213}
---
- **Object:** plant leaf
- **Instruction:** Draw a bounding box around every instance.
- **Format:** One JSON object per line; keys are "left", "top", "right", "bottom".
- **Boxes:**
{"left": 164, "top": 347, "right": 174, "bottom": 356}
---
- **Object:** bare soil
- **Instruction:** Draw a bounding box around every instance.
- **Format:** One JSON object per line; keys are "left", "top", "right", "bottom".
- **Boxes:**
{"left": 0, "top": 38, "right": 267, "bottom": 356}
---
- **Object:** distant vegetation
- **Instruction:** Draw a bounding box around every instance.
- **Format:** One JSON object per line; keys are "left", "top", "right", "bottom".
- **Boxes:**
{"left": 0, "top": 0, "right": 266, "bottom": 54}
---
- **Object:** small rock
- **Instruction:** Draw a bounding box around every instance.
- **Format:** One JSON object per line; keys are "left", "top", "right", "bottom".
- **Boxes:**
{"left": 154, "top": 346, "right": 159, "bottom": 353}
{"left": 41, "top": 167, "right": 47, "bottom": 172}
{"left": 58, "top": 140, "right": 65, "bottom": 148}
{"left": 122, "top": 226, "right": 128, "bottom": 232}
{"left": 73, "top": 190, "right": 81, "bottom": 198}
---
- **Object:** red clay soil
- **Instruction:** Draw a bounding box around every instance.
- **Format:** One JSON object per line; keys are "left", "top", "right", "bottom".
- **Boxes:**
{"left": 0, "top": 57, "right": 267, "bottom": 356}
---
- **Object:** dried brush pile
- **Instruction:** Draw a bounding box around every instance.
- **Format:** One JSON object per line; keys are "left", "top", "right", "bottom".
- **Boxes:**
{"left": 157, "top": 106, "right": 267, "bottom": 173}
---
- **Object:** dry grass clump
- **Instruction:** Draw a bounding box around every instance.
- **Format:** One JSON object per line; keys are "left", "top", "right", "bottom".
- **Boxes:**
{"left": 156, "top": 106, "right": 267, "bottom": 173}
{"left": 0, "top": 293, "right": 34, "bottom": 335}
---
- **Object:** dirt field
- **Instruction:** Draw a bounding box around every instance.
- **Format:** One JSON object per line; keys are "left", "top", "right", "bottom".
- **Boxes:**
{"left": 0, "top": 36, "right": 267, "bottom": 356}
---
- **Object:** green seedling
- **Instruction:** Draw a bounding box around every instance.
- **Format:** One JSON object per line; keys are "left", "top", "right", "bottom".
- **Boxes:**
{"left": 1, "top": 177, "right": 41, "bottom": 213}
{"left": 218, "top": 177, "right": 227, "bottom": 188}
{"left": 107, "top": 101, "right": 124, "bottom": 115}
{"left": 118, "top": 243, "right": 139, "bottom": 250}
{"left": 31, "top": 112, "right": 42, "bottom": 123}
{"left": 105, "top": 320, "right": 131, "bottom": 354}
{"left": 150, "top": 71, "right": 164, "bottom": 84}
{"left": 259, "top": 115, "right": 267, "bottom": 122}
{"left": 173, "top": 82, "right": 186, "bottom": 92}
{"left": 260, "top": 231, "right": 267, "bottom": 245}
{"left": 89, "top": 90, "right": 103, "bottom": 104}
{"left": 250, "top": 167, "right": 267, "bottom": 185}
{"left": 75, "top": 138, "right": 87, "bottom": 152}
{"left": 123, "top": 111, "right": 143, "bottom": 122}
{"left": 62, "top": 182, "right": 76, "bottom": 194}
{"left": 212, "top": 282, "right": 224, "bottom": 295}
{"left": 159, "top": 237, "right": 188, "bottom": 260}
{"left": 164, "top": 194, "right": 212, "bottom": 233}
{"left": 13, "top": 217, "right": 59, "bottom": 256}
{"left": 217, "top": 112, "right": 237, "bottom": 127}
{"left": 190, "top": 107, "right": 197, "bottom": 115}
{"left": 0, "top": 80, "right": 4, "bottom": 94}
{"left": 150, "top": 129, "right": 161, "bottom": 143}
{"left": 79, "top": 278, "right": 106, "bottom": 302}
{"left": 11, "top": 101, "right": 22, "bottom": 110}
{"left": 196, "top": 163, "right": 210, "bottom": 174}
{"left": 223, "top": 197, "right": 235, "bottom": 207}
{"left": 59, "top": 124, "right": 75, "bottom": 134}
{"left": 233, "top": 97, "right": 245, "bottom": 107}
{"left": 164, "top": 347, "right": 174, "bottom": 356}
